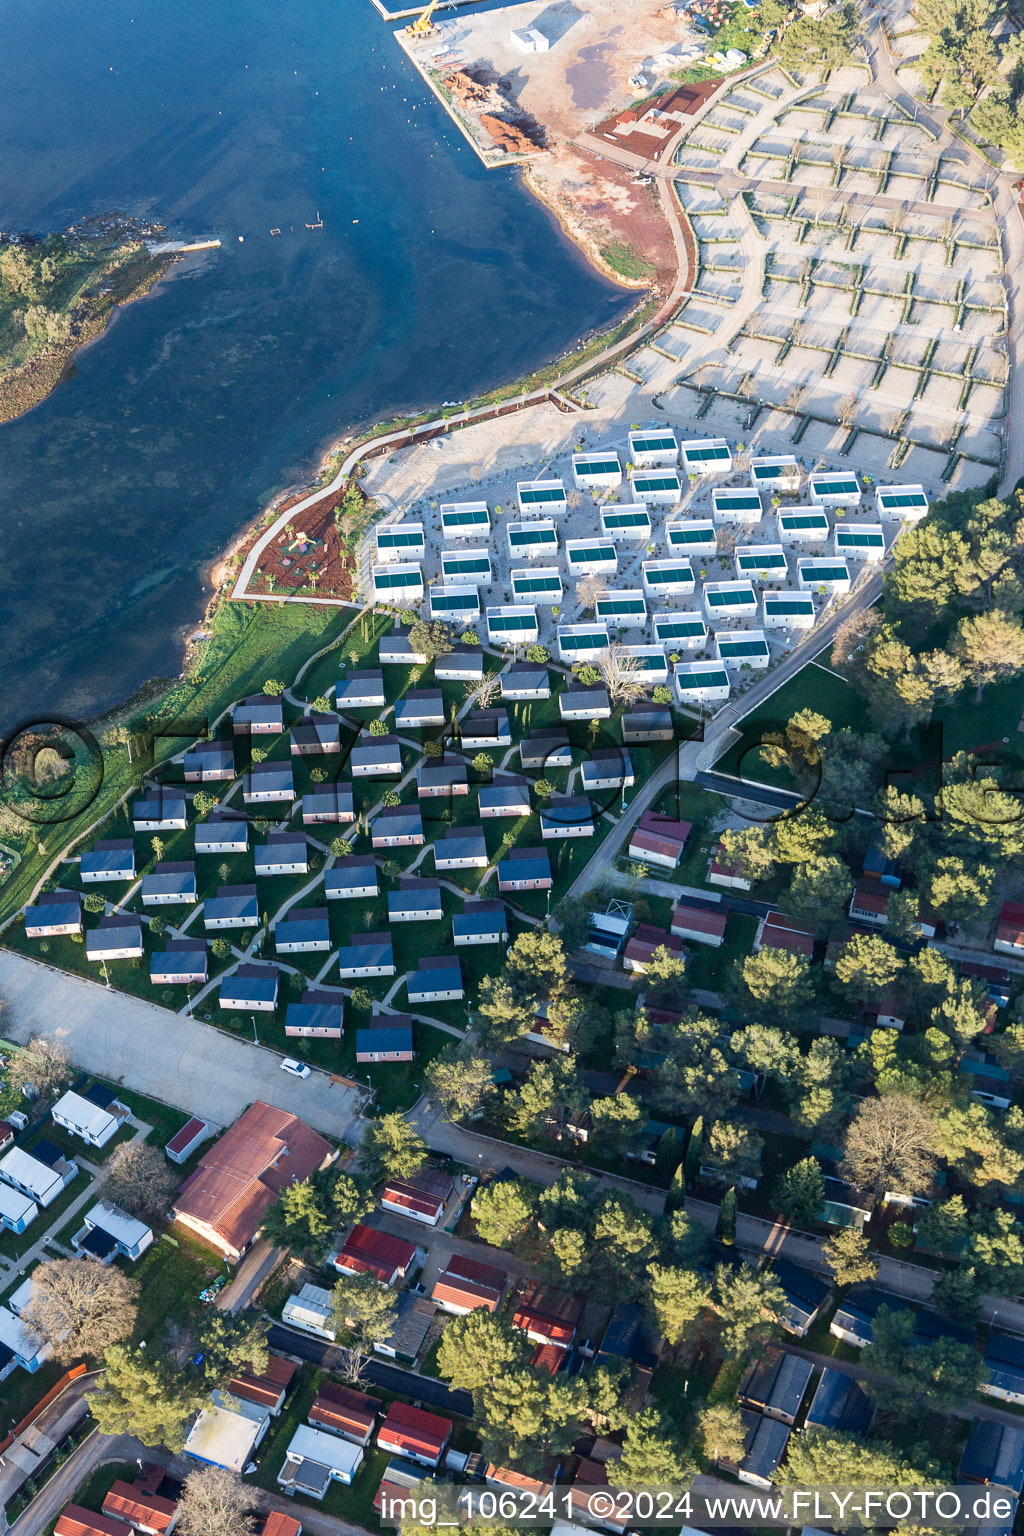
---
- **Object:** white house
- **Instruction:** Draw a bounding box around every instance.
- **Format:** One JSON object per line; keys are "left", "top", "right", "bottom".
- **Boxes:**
{"left": 620, "top": 645, "right": 669, "bottom": 685}
{"left": 441, "top": 501, "right": 489, "bottom": 539}
{"left": 487, "top": 606, "right": 539, "bottom": 646}
{"left": 778, "top": 508, "right": 830, "bottom": 543}
{"left": 184, "top": 1394, "right": 270, "bottom": 1474}
{"left": 666, "top": 520, "right": 716, "bottom": 556}
{"left": 642, "top": 559, "right": 695, "bottom": 600}
{"left": 703, "top": 580, "right": 758, "bottom": 620}
{"left": 0, "top": 1146, "right": 75, "bottom": 1208}
{"left": 628, "top": 428, "right": 678, "bottom": 466}
{"left": 809, "top": 472, "right": 860, "bottom": 507}
{"left": 73, "top": 1199, "right": 154, "bottom": 1263}
{"left": 762, "top": 592, "right": 816, "bottom": 630}
{"left": 372, "top": 562, "right": 423, "bottom": 604}
{"left": 734, "top": 544, "right": 788, "bottom": 582}
{"left": 715, "top": 629, "right": 771, "bottom": 669}
{"left": 507, "top": 520, "right": 559, "bottom": 561}
{"left": 557, "top": 623, "right": 610, "bottom": 662}
{"left": 429, "top": 585, "right": 480, "bottom": 622}
{"left": 440, "top": 549, "right": 492, "bottom": 585}
{"left": 797, "top": 558, "right": 851, "bottom": 594}
{"left": 673, "top": 660, "right": 731, "bottom": 704}
{"left": 565, "top": 539, "right": 618, "bottom": 577}
{"left": 517, "top": 479, "right": 567, "bottom": 516}
{"left": 511, "top": 567, "right": 563, "bottom": 605}
{"left": 875, "top": 483, "right": 929, "bottom": 520}
{"left": 750, "top": 455, "right": 802, "bottom": 494}
{"left": 713, "top": 489, "right": 763, "bottom": 525}
{"left": 0, "top": 1182, "right": 38, "bottom": 1235}
{"left": 601, "top": 505, "right": 651, "bottom": 541}
{"left": 630, "top": 469, "right": 682, "bottom": 506}
{"left": 834, "top": 524, "right": 885, "bottom": 561}
{"left": 51, "top": 1087, "right": 128, "bottom": 1149}
{"left": 680, "top": 437, "right": 732, "bottom": 475}
{"left": 594, "top": 591, "right": 647, "bottom": 627}
{"left": 283, "top": 1282, "right": 336, "bottom": 1339}
{"left": 375, "top": 523, "right": 425, "bottom": 563}
{"left": 278, "top": 1424, "right": 363, "bottom": 1499}
{"left": 654, "top": 611, "right": 708, "bottom": 650}
{"left": 572, "top": 451, "right": 622, "bottom": 489}
{"left": 0, "top": 1306, "right": 50, "bottom": 1374}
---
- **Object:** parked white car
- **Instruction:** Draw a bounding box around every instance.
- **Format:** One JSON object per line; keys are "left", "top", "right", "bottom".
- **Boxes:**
{"left": 280, "top": 1058, "right": 311, "bottom": 1079}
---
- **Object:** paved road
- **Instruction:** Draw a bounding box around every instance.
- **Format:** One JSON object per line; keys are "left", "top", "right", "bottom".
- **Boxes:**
{"left": 409, "top": 1097, "right": 667, "bottom": 1215}
{"left": 8, "top": 1429, "right": 151, "bottom": 1536}
{"left": 0, "top": 949, "right": 365, "bottom": 1145}
{"left": 267, "top": 1323, "right": 474, "bottom": 1417}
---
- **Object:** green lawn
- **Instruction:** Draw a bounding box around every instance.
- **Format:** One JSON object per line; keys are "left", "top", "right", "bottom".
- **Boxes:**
{"left": 685, "top": 912, "right": 758, "bottom": 992}
{"left": 715, "top": 660, "right": 872, "bottom": 785}
{"left": 130, "top": 1231, "right": 224, "bottom": 1344}
{"left": 0, "top": 1172, "right": 93, "bottom": 1261}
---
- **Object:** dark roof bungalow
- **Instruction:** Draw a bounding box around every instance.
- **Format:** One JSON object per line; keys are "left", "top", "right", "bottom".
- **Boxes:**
{"left": 805, "top": 1367, "right": 875, "bottom": 1435}
{"left": 433, "top": 827, "right": 488, "bottom": 870}
{"left": 622, "top": 706, "right": 673, "bottom": 744}
{"left": 461, "top": 709, "right": 511, "bottom": 748}
{"left": 355, "top": 1017, "right": 414, "bottom": 1062}
{"left": 254, "top": 832, "right": 308, "bottom": 876}
{"left": 772, "top": 1258, "right": 831, "bottom": 1337}
{"left": 336, "top": 933, "right": 395, "bottom": 979}
{"left": 302, "top": 785, "right": 355, "bottom": 825}
{"left": 219, "top": 963, "right": 280, "bottom": 1012}
{"left": 629, "top": 812, "right": 692, "bottom": 869}
{"left": 539, "top": 796, "right": 595, "bottom": 840}
{"left": 85, "top": 913, "right": 144, "bottom": 961}
{"left": 417, "top": 762, "right": 469, "bottom": 799}
{"left": 350, "top": 733, "right": 402, "bottom": 778}
{"left": 737, "top": 1347, "right": 813, "bottom": 1426}
{"left": 734, "top": 1411, "right": 790, "bottom": 1489}
{"left": 520, "top": 726, "right": 572, "bottom": 771}
{"left": 285, "top": 990, "right": 344, "bottom": 1038}
{"left": 501, "top": 665, "right": 550, "bottom": 700}
{"left": 80, "top": 839, "right": 136, "bottom": 883}
{"left": 983, "top": 1331, "right": 1024, "bottom": 1405}
{"left": 242, "top": 760, "right": 295, "bottom": 805}
{"left": 478, "top": 778, "right": 531, "bottom": 819}
{"left": 275, "top": 907, "right": 331, "bottom": 954}
{"left": 960, "top": 1421, "right": 1024, "bottom": 1495}
{"left": 25, "top": 894, "right": 83, "bottom": 938}
{"left": 232, "top": 695, "right": 284, "bottom": 735}
{"left": 309, "top": 1380, "right": 382, "bottom": 1445}
{"left": 324, "top": 857, "right": 378, "bottom": 900}
{"left": 498, "top": 847, "right": 552, "bottom": 892}
{"left": 204, "top": 884, "right": 259, "bottom": 930}
{"left": 407, "top": 956, "right": 464, "bottom": 1003}
{"left": 291, "top": 713, "right": 344, "bottom": 755}
{"left": 194, "top": 811, "right": 250, "bottom": 855}
{"left": 183, "top": 738, "right": 235, "bottom": 781}
{"left": 434, "top": 649, "right": 484, "bottom": 683}
{"left": 671, "top": 900, "right": 727, "bottom": 947}
{"left": 334, "top": 671, "right": 386, "bottom": 709}
{"left": 388, "top": 880, "right": 444, "bottom": 923}
{"left": 132, "top": 792, "right": 187, "bottom": 831}
{"left": 141, "top": 861, "right": 197, "bottom": 906}
{"left": 394, "top": 690, "right": 445, "bottom": 730}
{"left": 558, "top": 683, "right": 611, "bottom": 721}
{"left": 369, "top": 805, "right": 424, "bottom": 849}
{"left": 453, "top": 900, "right": 507, "bottom": 946}
{"left": 150, "top": 941, "right": 208, "bottom": 986}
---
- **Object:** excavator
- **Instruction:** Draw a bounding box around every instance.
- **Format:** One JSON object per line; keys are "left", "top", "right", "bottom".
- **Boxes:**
{"left": 406, "top": 0, "right": 442, "bottom": 37}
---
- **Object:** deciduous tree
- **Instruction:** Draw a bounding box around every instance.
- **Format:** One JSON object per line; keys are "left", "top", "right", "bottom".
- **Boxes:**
{"left": 177, "top": 1467, "right": 255, "bottom": 1536}
{"left": 23, "top": 1258, "right": 139, "bottom": 1362}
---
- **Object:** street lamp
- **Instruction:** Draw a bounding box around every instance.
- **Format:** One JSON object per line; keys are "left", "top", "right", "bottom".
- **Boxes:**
{"left": 250, "top": 1014, "right": 258, "bottom": 1044}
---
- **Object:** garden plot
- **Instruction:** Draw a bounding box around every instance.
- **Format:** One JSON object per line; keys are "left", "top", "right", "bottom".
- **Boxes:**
{"left": 676, "top": 181, "right": 731, "bottom": 215}
{"left": 677, "top": 144, "right": 733, "bottom": 172}
{"left": 746, "top": 68, "right": 791, "bottom": 100}
{"left": 623, "top": 346, "right": 680, "bottom": 389}
{"left": 703, "top": 108, "right": 752, "bottom": 137}
{"left": 948, "top": 456, "right": 1002, "bottom": 490}
{"left": 955, "top": 417, "right": 1004, "bottom": 461}
{"left": 717, "top": 89, "right": 764, "bottom": 116}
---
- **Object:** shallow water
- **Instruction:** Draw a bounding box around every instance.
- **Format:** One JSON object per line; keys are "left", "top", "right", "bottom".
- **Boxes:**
{"left": 0, "top": 0, "right": 628, "bottom": 729}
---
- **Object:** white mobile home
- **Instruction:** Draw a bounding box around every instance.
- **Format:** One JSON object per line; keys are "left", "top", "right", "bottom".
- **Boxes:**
{"left": 375, "top": 523, "right": 425, "bottom": 563}
{"left": 518, "top": 479, "right": 567, "bottom": 516}
{"left": 654, "top": 612, "right": 708, "bottom": 650}
{"left": 673, "top": 661, "right": 731, "bottom": 704}
{"left": 703, "top": 580, "right": 758, "bottom": 620}
{"left": 566, "top": 539, "right": 618, "bottom": 577}
{"left": 750, "top": 456, "right": 802, "bottom": 494}
{"left": 507, "top": 520, "right": 558, "bottom": 561}
{"left": 681, "top": 437, "right": 732, "bottom": 475}
{"left": 734, "top": 544, "right": 788, "bottom": 582}
{"left": 834, "top": 524, "right": 885, "bottom": 561}
{"left": 778, "top": 509, "right": 830, "bottom": 543}
{"left": 630, "top": 470, "right": 682, "bottom": 506}
{"left": 641, "top": 560, "right": 695, "bottom": 600}
{"left": 809, "top": 472, "right": 861, "bottom": 507}
{"left": 512, "top": 567, "right": 563, "bottom": 605}
{"left": 441, "top": 549, "right": 492, "bottom": 585}
{"left": 712, "top": 489, "right": 763, "bottom": 525}
{"left": 601, "top": 505, "right": 651, "bottom": 541}
{"left": 487, "top": 606, "right": 539, "bottom": 645}
{"left": 429, "top": 585, "right": 480, "bottom": 622}
{"left": 666, "top": 520, "right": 717, "bottom": 557}
{"left": 621, "top": 645, "right": 669, "bottom": 685}
{"left": 572, "top": 451, "right": 622, "bottom": 489}
{"left": 797, "top": 558, "right": 852, "bottom": 594}
{"left": 715, "top": 629, "right": 771, "bottom": 669}
{"left": 594, "top": 591, "right": 647, "bottom": 627}
{"left": 875, "top": 484, "right": 929, "bottom": 520}
{"left": 557, "top": 623, "right": 610, "bottom": 663}
{"left": 441, "top": 502, "right": 489, "bottom": 539}
{"left": 372, "top": 563, "right": 423, "bottom": 603}
{"left": 628, "top": 429, "right": 678, "bottom": 467}
{"left": 762, "top": 592, "right": 816, "bottom": 630}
